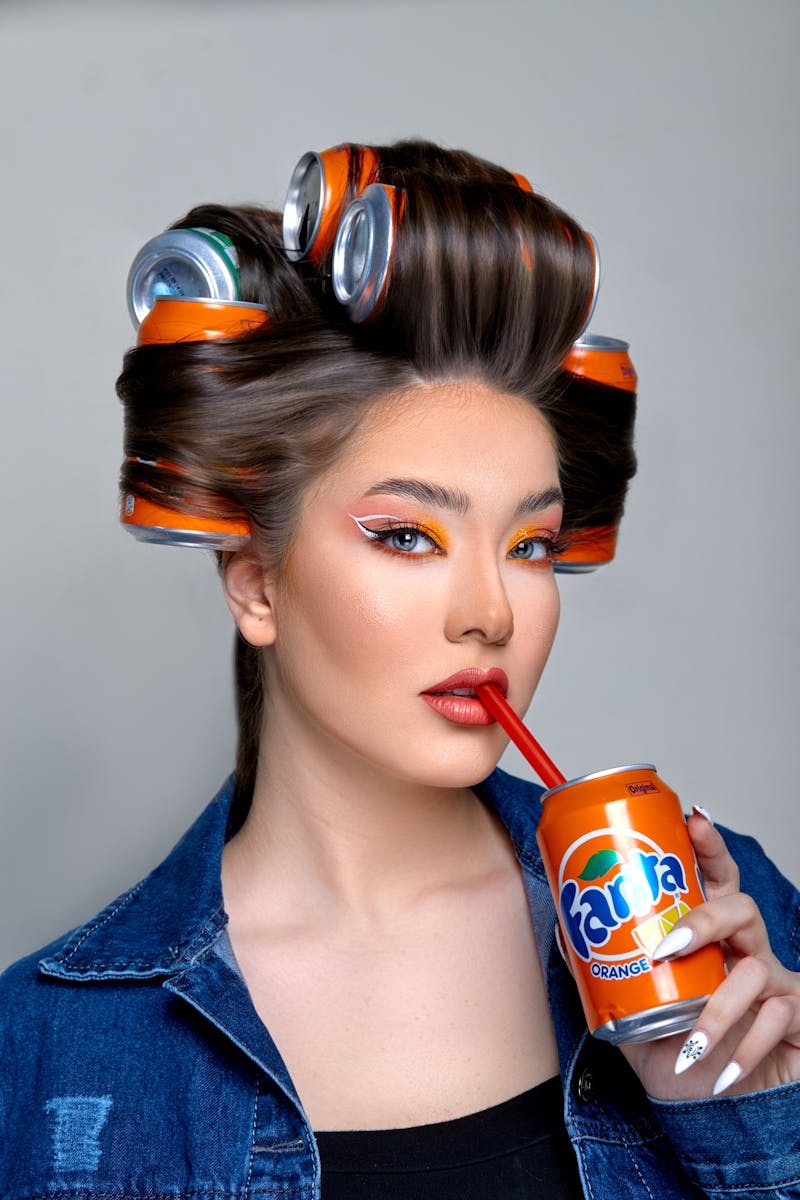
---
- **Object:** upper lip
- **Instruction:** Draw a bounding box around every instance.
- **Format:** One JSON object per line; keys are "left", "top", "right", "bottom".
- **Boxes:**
{"left": 422, "top": 668, "right": 509, "bottom": 698}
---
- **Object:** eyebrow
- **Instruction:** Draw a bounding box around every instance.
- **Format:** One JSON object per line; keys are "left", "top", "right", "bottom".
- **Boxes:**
{"left": 363, "top": 479, "right": 563, "bottom": 518}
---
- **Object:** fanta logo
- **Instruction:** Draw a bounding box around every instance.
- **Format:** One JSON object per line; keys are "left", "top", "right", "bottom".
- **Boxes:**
{"left": 627, "top": 782, "right": 659, "bottom": 796}
{"left": 558, "top": 830, "right": 688, "bottom": 964}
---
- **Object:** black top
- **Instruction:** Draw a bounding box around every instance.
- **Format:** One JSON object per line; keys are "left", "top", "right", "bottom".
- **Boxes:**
{"left": 314, "top": 1074, "right": 585, "bottom": 1198}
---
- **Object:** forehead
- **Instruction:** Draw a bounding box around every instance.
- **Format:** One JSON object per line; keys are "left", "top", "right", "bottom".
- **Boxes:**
{"left": 312, "top": 380, "right": 559, "bottom": 504}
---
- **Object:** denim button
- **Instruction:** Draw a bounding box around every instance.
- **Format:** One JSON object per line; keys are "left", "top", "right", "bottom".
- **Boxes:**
{"left": 576, "top": 1068, "right": 594, "bottom": 1102}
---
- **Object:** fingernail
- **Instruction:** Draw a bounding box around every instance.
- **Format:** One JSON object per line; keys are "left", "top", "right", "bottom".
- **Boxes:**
{"left": 652, "top": 925, "right": 694, "bottom": 960}
{"left": 692, "top": 804, "right": 715, "bottom": 827}
{"left": 674, "top": 1030, "right": 708, "bottom": 1075}
{"left": 712, "top": 1061, "right": 742, "bottom": 1096}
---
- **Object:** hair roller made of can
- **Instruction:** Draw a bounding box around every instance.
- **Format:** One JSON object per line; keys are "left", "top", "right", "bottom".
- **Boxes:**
{"left": 121, "top": 296, "right": 268, "bottom": 550}
{"left": 283, "top": 144, "right": 381, "bottom": 265}
{"left": 127, "top": 227, "right": 240, "bottom": 326}
{"left": 564, "top": 333, "right": 637, "bottom": 393}
{"left": 331, "top": 183, "right": 408, "bottom": 323}
{"left": 552, "top": 334, "right": 636, "bottom": 575}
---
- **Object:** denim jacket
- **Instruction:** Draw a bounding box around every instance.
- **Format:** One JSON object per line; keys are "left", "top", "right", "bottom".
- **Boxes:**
{"left": 2, "top": 768, "right": 799, "bottom": 1199}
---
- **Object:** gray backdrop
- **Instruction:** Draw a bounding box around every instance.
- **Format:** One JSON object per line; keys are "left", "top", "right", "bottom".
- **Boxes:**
{"left": 2, "top": 0, "right": 798, "bottom": 969}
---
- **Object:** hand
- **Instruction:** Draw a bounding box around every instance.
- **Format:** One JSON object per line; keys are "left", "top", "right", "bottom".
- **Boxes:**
{"left": 619, "top": 809, "right": 800, "bottom": 1101}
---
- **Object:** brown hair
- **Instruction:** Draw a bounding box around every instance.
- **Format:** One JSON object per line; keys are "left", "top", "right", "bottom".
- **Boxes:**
{"left": 117, "top": 140, "right": 635, "bottom": 813}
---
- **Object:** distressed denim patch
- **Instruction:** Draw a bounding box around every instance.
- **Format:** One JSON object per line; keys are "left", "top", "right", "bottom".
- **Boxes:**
{"left": 44, "top": 1095, "right": 112, "bottom": 1171}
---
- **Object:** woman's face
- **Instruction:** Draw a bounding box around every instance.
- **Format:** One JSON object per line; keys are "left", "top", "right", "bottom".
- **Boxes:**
{"left": 258, "top": 380, "right": 562, "bottom": 788}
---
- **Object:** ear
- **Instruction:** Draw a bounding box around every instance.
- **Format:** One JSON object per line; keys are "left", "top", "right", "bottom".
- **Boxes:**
{"left": 221, "top": 552, "right": 278, "bottom": 647}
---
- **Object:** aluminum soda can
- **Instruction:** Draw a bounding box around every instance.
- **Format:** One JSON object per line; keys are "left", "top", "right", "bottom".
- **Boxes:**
{"left": 564, "top": 333, "right": 637, "bottom": 393}
{"left": 136, "top": 296, "right": 269, "bottom": 345}
{"left": 332, "top": 183, "right": 405, "bottom": 323}
{"left": 120, "top": 486, "right": 250, "bottom": 550}
{"left": 121, "top": 297, "right": 267, "bottom": 550}
{"left": 127, "top": 228, "right": 240, "bottom": 325}
{"left": 553, "top": 334, "right": 637, "bottom": 576}
{"left": 536, "top": 764, "right": 726, "bottom": 1044}
{"left": 283, "top": 144, "right": 380, "bottom": 264}
{"left": 121, "top": 457, "right": 251, "bottom": 551}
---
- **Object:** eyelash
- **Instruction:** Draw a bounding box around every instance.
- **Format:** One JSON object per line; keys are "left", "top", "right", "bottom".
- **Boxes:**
{"left": 354, "top": 518, "right": 567, "bottom": 564}
{"left": 508, "top": 533, "right": 569, "bottom": 564}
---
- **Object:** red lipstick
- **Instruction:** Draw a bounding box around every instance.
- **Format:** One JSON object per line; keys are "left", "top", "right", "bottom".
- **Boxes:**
{"left": 420, "top": 668, "right": 509, "bottom": 726}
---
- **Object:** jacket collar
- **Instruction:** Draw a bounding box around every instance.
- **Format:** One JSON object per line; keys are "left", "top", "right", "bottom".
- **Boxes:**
{"left": 38, "top": 768, "right": 548, "bottom": 982}
{"left": 39, "top": 778, "right": 234, "bottom": 981}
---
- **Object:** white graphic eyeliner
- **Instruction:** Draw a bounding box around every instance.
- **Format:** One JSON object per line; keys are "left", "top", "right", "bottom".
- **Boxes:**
{"left": 348, "top": 513, "right": 403, "bottom": 538}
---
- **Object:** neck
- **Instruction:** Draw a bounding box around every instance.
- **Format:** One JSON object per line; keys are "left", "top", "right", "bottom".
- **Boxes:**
{"left": 222, "top": 701, "right": 501, "bottom": 927}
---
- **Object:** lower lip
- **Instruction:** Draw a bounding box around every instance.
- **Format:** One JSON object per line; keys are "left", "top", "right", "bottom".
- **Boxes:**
{"left": 420, "top": 693, "right": 494, "bottom": 726}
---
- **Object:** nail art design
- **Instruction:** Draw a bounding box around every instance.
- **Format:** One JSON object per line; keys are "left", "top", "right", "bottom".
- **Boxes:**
{"left": 674, "top": 1030, "right": 708, "bottom": 1075}
{"left": 713, "top": 1061, "right": 742, "bottom": 1096}
{"left": 692, "top": 804, "right": 715, "bottom": 826}
{"left": 651, "top": 925, "right": 694, "bottom": 960}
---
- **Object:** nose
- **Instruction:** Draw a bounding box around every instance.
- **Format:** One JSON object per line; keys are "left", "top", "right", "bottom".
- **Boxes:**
{"left": 444, "top": 555, "right": 514, "bottom": 646}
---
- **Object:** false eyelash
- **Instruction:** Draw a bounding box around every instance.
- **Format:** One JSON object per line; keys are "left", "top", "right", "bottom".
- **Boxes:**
{"left": 547, "top": 533, "right": 574, "bottom": 560}
{"left": 361, "top": 519, "right": 427, "bottom": 534}
{"left": 543, "top": 534, "right": 570, "bottom": 559}
{"left": 508, "top": 532, "right": 569, "bottom": 562}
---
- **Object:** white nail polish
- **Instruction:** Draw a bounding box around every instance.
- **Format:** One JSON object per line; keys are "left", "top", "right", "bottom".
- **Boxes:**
{"left": 713, "top": 1061, "right": 742, "bottom": 1096}
{"left": 674, "top": 1031, "right": 708, "bottom": 1075}
{"left": 692, "top": 804, "right": 715, "bottom": 826}
{"left": 651, "top": 925, "right": 694, "bottom": 960}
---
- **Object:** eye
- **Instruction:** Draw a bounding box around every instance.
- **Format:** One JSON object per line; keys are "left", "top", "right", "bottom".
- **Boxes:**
{"left": 509, "top": 537, "right": 550, "bottom": 562}
{"left": 349, "top": 513, "right": 444, "bottom": 557}
{"left": 380, "top": 527, "right": 437, "bottom": 554}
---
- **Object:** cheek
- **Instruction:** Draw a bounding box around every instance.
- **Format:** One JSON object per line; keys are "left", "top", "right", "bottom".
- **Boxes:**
{"left": 279, "top": 553, "right": 436, "bottom": 666}
{"left": 345, "top": 574, "right": 422, "bottom": 635}
{"left": 544, "top": 580, "right": 561, "bottom": 636}
{"left": 511, "top": 574, "right": 561, "bottom": 657}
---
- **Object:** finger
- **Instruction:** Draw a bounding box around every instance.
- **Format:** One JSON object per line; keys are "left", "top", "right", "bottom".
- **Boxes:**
{"left": 673, "top": 955, "right": 773, "bottom": 1075}
{"left": 652, "top": 892, "right": 769, "bottom": 962}
{"left": 686, "top": 811, "right": 740, "bottom": 898}
{"left": 712, "top": 993, "right": 800, "bottom": 1095}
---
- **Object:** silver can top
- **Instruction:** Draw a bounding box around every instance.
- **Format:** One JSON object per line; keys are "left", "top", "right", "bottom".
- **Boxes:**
{"left": 541, "top": 764, "right": 657, "bottom": 801}
{"left": 122, "top": 518, "right": 249, "bottom": 551}
{"left": 127, "top": 228, "right": 240, "bottom": 325}
{"left": 332, "top": 184, "right": 396, "bottom": 323}
{"left": 283, "top": 151, "right": 324, "bottom": 262}
{"left": 571, "top": 332, "right": 630, "bottom": 353}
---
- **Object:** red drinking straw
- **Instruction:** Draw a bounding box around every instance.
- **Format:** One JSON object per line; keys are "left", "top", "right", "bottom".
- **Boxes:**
{"left": 476, "top": 683, "right": 566, "bottom": 790}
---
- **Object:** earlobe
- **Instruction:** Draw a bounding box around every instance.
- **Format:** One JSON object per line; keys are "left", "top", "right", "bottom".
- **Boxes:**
{"left": 222, "top": 553, "right": 278, "bottom": 647}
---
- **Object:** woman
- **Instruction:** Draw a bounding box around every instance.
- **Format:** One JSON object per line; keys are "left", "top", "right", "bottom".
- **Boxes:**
{"left": 2, "top": 141, "right": 798, "bottom": 1198}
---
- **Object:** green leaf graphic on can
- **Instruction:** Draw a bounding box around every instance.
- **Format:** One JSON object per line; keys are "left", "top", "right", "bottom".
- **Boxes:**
{"left": 578, "top": 849, "right": 624, "bottom": 881}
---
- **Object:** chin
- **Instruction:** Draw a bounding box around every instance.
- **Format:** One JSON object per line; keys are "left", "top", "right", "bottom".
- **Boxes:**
{"left": 393, "top": 742, "right": 505, "bottom": 790}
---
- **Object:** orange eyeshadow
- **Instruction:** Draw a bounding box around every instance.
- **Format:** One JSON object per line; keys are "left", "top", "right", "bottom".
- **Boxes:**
{"left": 505, "top": 525, "right": 557, "bottom": 554}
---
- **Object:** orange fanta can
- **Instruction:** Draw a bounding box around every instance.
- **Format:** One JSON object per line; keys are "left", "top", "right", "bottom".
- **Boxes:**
{"left": 536, "top": 764, "right": 726, "bottom": 1043}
